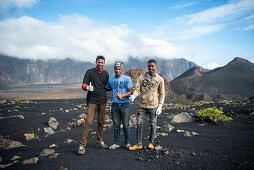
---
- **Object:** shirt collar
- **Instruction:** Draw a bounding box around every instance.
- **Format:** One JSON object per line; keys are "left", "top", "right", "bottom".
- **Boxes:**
{"left": 95, "top": 66, "right": 103, "bottom": 73}
{"left": 146, "top": 72, "right": 157, "bottom": 81}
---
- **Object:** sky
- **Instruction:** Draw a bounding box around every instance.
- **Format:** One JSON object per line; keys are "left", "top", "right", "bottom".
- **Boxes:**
{"left": 0, "top": 0, "right": 254, "bottom": 69}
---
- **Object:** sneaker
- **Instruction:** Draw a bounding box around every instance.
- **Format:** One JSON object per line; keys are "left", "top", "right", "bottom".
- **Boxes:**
{"left": 96, "top": 141, "right": 108, "bottom": 149}
{"left": 125, "top": 144, "right": 131, "bottom": 149}
{"left": 148, "top": 143, "right": 154, "bottom": 150}
{"left": 109, "top": 144, "right": 120, "bottom": 150}
{"left": 78, "top": 146, "right": 86, "bottom": 155}
{"left": 129, "top": 144, "right": 142, "bottom": 151}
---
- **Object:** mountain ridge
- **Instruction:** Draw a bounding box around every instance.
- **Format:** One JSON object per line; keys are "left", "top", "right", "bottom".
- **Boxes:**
{"left": 0, "top": 54, "right": 197, "bottom": 87}
{"left": 170, "top": 57, "right": 254, "bottom": 100}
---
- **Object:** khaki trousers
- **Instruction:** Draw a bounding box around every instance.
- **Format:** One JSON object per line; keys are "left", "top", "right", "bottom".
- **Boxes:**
{"left": 80, "top": 103, "right": 106, "bottom": 146}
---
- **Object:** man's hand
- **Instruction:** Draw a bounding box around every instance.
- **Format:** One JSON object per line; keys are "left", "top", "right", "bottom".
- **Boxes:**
{"left": 156, "top": 104, "right": 163, "bottom": 115}
{"left": 129, "top": 95, "right": 136, "bottom": 102}
{"left": 86, "top": 82, "right": 94, "bottom": 91}
{"left": 116, "top": 92, "right": 123, "bottom": 99}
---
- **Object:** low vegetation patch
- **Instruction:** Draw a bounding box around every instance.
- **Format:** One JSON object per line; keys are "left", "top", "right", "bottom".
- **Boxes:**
{"left": 195, "top": 107, "right": 233, "bottom": 124}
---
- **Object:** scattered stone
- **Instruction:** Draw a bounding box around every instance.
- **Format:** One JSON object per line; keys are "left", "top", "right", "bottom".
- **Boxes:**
{"left": 11, "top": 155, "right": 20, "bottom": 161}
{"left": 41, "top": 112, "right": 46, "bottom": 115}
{"left": 104, "top": 115, "right": 111, "bottom": 123}
{"left": 0, "top": 160, "right": 19, "bottom": 168}
{"left": 48, "top": 117, "right": 59, "bottom": 129}
{"left": 161, "top": 123, "right": 174, "bottom": 132}
{"left": 156, "top": 132, "right": 168, "bottom": 137}
{"left": 192, "top": 132, "right": 199, "bottom": 136}
{"left": 176, "top": 129, "right": 185, "bottom": 133}
{"left": 171, "top": 112, "right": 194, "bottom": 123}
{"left": 183, "top": 131, "right": 191, "bottom": 137}
{"left": 49, "top": 144, "right": 58, "bottom": 148}
{"left": 22, "top": 157, "right": 39, "bottom": 164}
{"left": 79, "top": 113, "right": 87, "bottom": 120}
{"left": 6, "top": 140, "right": 24, "bottom": 149}
{"left": 18, "top": 115, "right": 24, "bottom": 119}
{"left": 44, "top": 127, "right": 54, "bottom": 134}
{"left": 136, "top": 157, "right": 143, "bottom": 161}
{"left": 74, "top": 119, "right": 82, "bottom": 127}
{"left": 91, "top": 131, "right": 97, "bottom": 135}
{"left": 64, "top": 139, "right": 73, "bottom": 143}
{"left": 24, "top": 133, "right": 37, "bottom": 140}
{"left": 155, "top": 145, "right": 163, "bottom": 151}
{"left": 49, "top": 153, "right": 60, "bottom": 159}
{"left": 40, "top": 149, "right": 55, "bottom": 157}
{"left": 191, "top": 152, "right": 197, "bottom": 156}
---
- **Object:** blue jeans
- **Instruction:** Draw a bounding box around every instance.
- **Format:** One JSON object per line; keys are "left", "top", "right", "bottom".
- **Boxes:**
{"left": 111, "top": 103, "right": 131, "bottom": 145}
{"left": 136, "top": 107, "right": 157, "bottom": 145}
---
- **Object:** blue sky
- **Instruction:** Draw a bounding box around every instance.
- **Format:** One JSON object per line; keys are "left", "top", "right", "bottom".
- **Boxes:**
{"left": 0, "top": 0, "right": 254, "bottom": 69}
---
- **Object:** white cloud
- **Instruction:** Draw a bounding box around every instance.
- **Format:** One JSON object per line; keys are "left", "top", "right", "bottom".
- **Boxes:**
{"left": 169, "top": 1, "right": 196, "bottom": 9}
{"left": 153, "top": 0, "right": 254, "bottom": 41}
{"left": 186, "top": 0, "right": 254, "bottom": 24}
{"left": 0, "top": 15, "right": 193, "bottom": 63}
{"left": 243, "top": 24, "right": 254, "bottom": 30}
{"left": 0, "top": 0, "right": 39, "bottom": 9}
{"left": 203, "top": 62, "right": 222, "bottom": 70}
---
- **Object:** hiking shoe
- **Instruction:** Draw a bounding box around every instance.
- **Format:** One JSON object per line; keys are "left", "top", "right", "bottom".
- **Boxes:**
{"left": 109, "top": 144, "right": 120, "bottom": 150}
{"left": 125, "top": 144, "right": 131, "bottom": 149}
{"left": 96, "top": 141, "right": 108, "bottom": 149}
{"left": 148, "top": 143, "right": 154, "bottom": 150}
{"left": 78, "top": 146, "right": 86, "bottom": 155}
{"left": 129, "top": 144, "right": 142, "bottom": 151}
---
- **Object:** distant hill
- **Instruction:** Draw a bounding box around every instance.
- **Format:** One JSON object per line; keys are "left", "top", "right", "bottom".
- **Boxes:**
{"left": 170, "top": 57, "right": 254, "bottom": 101}
{"left": 0, "top": 54, "right": 196, "bottom": 87}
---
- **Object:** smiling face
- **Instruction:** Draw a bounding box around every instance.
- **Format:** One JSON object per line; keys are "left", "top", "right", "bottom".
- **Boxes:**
{"left": 147, "top": 62, "right": 157, "bottom": 75}
{"left": 114, "top": 67, "right": 122, "bottom": 77}
{"left": 96, "top": 59, "right": 105, "bottom": 70}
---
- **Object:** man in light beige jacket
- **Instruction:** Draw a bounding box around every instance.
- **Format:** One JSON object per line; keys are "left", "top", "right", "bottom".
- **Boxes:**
{"left": 129, "top": 59, "right": 165, "bottom": 150}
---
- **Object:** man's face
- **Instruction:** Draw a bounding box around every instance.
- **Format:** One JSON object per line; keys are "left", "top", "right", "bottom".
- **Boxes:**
{"left": 147, "top": 62, "right": 157, "bottom": 75}
{"left": 96, "top": 59, "right": 105, "bottom": 70}
{"left": 114, "top": 67, "right": 122, "bottom": 77}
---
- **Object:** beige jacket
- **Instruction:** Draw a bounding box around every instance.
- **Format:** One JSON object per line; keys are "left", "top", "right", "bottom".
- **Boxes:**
{"left": 133, "top": 72, "right": 165, "bottom": 108}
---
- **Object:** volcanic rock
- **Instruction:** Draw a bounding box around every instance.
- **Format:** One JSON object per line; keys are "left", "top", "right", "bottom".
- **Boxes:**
{"left": 161, "top": 123, "right": 174, "bottom": 132}
{"left": 171, "top": 112, "right": 194, "bottom": 123}
{"left": 48, "top": 117, "right": 59, "bottom": 129}
{"left": 22, "top": 157, "right": 39, "bottom": 164}
{"left": 11, "top": 155, "right": 20, "bottom": 161}
{"left": 40, "top": 149, "right": 55, "bottom": 157}
{"left": 0, "top": 160, "right": 19, "bottom": 168}
{"left": 44, "top": 127, "right": 54, "bottom": 134}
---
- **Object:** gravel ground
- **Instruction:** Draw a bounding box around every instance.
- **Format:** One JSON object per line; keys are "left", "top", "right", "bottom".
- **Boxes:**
{"left": 0, "top": 98, "right": 254, "bottom": 170}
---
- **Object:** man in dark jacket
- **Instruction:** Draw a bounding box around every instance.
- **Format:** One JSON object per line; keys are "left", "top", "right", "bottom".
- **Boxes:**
{"left": 78, "top": 55, "right": 109, "bottom": 155}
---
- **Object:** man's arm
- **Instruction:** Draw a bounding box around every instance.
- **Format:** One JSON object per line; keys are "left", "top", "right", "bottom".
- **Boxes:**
{"left": 116, "top": 88, "right": 133, "bottom": 99}
{"left": 81, "top": 70, "right": 90, "bottom": 91}
{"left": 158, "top": 78, "right": 165, "bottom": 105}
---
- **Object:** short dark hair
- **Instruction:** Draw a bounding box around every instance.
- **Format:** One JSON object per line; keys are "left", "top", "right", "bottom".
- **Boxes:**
{"left": 96, "top": 55, "right": 105, "bottom": 62}
{"left": 147, "top": 59, "right": 157, "bottom": 65}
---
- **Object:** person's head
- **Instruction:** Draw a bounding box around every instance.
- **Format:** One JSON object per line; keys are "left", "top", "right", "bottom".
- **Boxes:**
{"left": 95, "top": 55, "right": 105, "bottom": 70}
{"left": 147, "top": 59, "right": 157, "bottom": 75}
{"left": 114, "top": 61, "right": 123, "bottom": 77}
